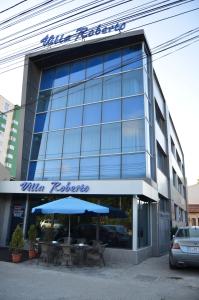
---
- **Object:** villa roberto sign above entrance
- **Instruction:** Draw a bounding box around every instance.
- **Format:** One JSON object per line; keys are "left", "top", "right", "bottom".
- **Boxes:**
{"left": 40, "top": 22, "right": 126, "bottom": 47}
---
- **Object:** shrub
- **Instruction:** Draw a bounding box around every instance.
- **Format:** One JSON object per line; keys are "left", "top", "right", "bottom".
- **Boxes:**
{"left": 10, "top": 225, "right": 24, "bottom": 254}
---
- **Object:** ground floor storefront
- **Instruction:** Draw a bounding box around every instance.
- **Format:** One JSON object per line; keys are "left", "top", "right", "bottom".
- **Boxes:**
{"left": 0, "top": 179, "right": 170, "bottom": 264}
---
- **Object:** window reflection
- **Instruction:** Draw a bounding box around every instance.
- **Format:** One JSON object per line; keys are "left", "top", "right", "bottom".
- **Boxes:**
{"left": 49, "top": 110, "right": 66, "bottom": 130}
{"left": 61, "top": 158, "right": 79, "bottom": 180}
{"left": 28, "top": 161, "right": 44, "bottom": 180}
{"left": 69, "top": 60, "right": 85, "bottom": 83}
{"left": 43, "top": 160, "right": 61, "bottom": 180}
{"left": 100, "top": 155, "right": 120, "bottom": 179}
{"left": 34, "top": 113, "right": 49, "bottom": 133}
{"left": 68, "top": 83, "right": 84, "bottom": 107}
{"left": 53, "top": 65, "right": 69, "bottom": 88}
{"left": 66, "top": 106, "right": 83, "bottom": 128}
{"left": 122, "top": 70, "right": 143, "bottom": 96}
{"left": 46, "top": 131, "right": 63, "bottom": 159}
{"left": 40, "top": 68, "right": 55, "bottom": 90}
{"left": 122, "top": 96, "right": 144, "bottom": 120}
{"left": 122, "top": 46, "right": 142, "bottom": 71}
{"left": 102, "top": 100, "right": 121, "bottom": 123}
{"left": 51, "top": 87, "right": 67, "bottom": 110}
{"left": 104, "top": 50, "right": 121, "bottom": 75}
{"left": 79, "top": 157, "right": 99, "bottom": 179}
{"left": 83, "top": 103, "right": 101, "bottom": 125}
{"left": 84, "top": 79, "right": 102, "bottom": 103}
{"left": 31, "top": 133, "right": 47, "bottom": 160}
{"left": 63, "top": 128, "right": 81, "bottom": 158}
{"left": 122, "top": 153, "right": 145, "bottom": 178}
{"left": 101, "top": 123, "right": 121, "bottom": 154}
{"left": 86, "top": 56, "right": 103, "bottom": 78}
{"left": 103, "top": 75, "right": 121, "bottom": 100}
{"left": 81, "top": 126, "right": 100, "bottom": 156}
{"left": 122, "top": 120, "right": 145, "bottom": 153}
{"left": 37, "top": 91, "right": 51, "bottom": 113}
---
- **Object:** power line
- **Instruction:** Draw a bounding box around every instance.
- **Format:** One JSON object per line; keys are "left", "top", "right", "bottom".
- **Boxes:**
{"left": 0, "top": 0, "right": 28, "bottom": 14}
{"left": 1, "top": 25, "right": 199, "bottom": 117}
{"left": 0, "top": 0, "right": 195, "bottom": 65}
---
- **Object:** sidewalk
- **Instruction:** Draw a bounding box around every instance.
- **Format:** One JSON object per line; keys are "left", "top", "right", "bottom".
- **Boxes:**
{"left": 0, "top": 255, "right": 199, "bottom": 300}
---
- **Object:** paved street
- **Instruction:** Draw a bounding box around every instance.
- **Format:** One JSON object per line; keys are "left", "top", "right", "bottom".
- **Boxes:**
{"left": 0, "top": 255, "right": 199, "bottom": 300}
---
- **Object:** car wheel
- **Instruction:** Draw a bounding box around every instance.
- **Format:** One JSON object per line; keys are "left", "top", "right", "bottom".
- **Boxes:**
{"left": 169, "top": 255, "right": 178, "bottom": 269}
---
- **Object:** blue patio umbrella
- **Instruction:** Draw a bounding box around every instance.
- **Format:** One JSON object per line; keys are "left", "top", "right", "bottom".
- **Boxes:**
{"left": 32, "top": 197, "right": 109, "bottom": 243}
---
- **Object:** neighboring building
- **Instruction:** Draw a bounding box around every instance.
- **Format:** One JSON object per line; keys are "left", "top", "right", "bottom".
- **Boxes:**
{"left": 0, "top": 30, "right": 187, "bottom": 263}
{"left": 0, "top": 95, "right": 20, "bottom": 178}
{"left": 188, "top": 183, "right": 199, "bottom": 226}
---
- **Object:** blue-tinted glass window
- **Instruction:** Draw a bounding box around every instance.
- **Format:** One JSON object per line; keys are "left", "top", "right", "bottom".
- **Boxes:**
{"left": 34, "top": 113, "right": 49, "bottom": 133}
{"left": 122, "top": 120, "right": 145, "bottom": 153}
{"left": 63, "top": 128, "right": 81, "bottom": 158}
{"left": 80, "top": 157, "right": 99, "bottom": 179}
{"left": 122, "top": 46, "right": 142, "bottom": 71}
{"left": 104, "top": 50, "right": 121, "bottom": 75}
{"left": 122, "top": 70, "right": 143, "bottom": 97}
{"left": 102, "top": 100, "right": 121, "bottom": 123}
{"left": 84, "top": 79, "right": 102, "bottom": 103}
{"left": 66, "top": 107, "right": 82, "bottom": 128}
{"left": 37, "top": 91, "right": 51, "bottom": 113}
{"left": 31, "top": 133, "right": 47, "bottom": 160}
{"left": 86, "top": 56, "right": 103, "bottom": 78}
{"left": 81, "top": 126, "right": 100, "bottom": 156}
{"left": 101, "top": 123, "right": 121, "bottom": 154}
{"left": 40, "top": 68, "right": 55, "bottom": 90}
{"left": 68, "top": 83, "right": 84, "bottom": 107}
{"left": 83, "top": 103, "right": 101, "bottom": 125}
{"left": 69, "top": 60, "right": 85, "bottom": 83}
{"left": 122, "top": 153, "right": 145, "bottom": 178}
{"left": 43, "top": 160, "right": 61, "bottom": 180}
{"left": 100, "top": 155, "right": 120, "bottom": 179}
{"left": 46, "top": 131, "right": 63, "bottom": 159}
{"left": 61, "top": 159, "right": 79, "bottom": 180}
{"left": 49, "top": 109, "right": 66, "bottom": 130}
{"left": 53, "top": 65, "right": 69, "bottom": 88}
{"left": 28, "top": 161, "right": 44, "bottom": 180}
{"left": 51, "top": 87, "right": 67, "bottom": 110}
{"left": 122, "top": 96, "right": 144, "bottom": 120}
{"left": 103, "top": 75, "right": 121, "bottom": 100}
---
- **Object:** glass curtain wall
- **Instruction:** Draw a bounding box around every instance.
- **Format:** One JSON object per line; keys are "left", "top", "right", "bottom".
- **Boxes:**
{"left": 28, "top": 44, "right": 150, "bottom": 180}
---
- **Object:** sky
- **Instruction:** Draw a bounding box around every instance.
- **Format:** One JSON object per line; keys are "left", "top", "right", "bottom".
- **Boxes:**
{"left": 0, "top": 0, "right": 198, "bottom": 185}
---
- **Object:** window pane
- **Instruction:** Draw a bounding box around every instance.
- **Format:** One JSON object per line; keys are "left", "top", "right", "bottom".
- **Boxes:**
{"left": 86, "top": 56, "right": 103, "bottom": 78}
{"left": 31, "top": 133, "right": 47, "bottom": 160}
{"left": 103, "top": 75, "right": 121, "bottom": 100}
{"left": 122, "top": 96, "right": 144, "bottom": 120}
{"left": 28, "top": 161, "right": 44, "bottom": 180}
{"left": 81, "top": 126, "right": 100, "bottom": 156}
{"left": 80, "top": 157, "right": 99, "bottom": 179}
{"left": 69, "top": 60, "right": 85, "bottom": 83}
{"left": 122, "top": 153, "right": 145, "bottom": 178}
{"left": 49, "top": 110, "right": 66, "bottom": 130}
{"left": 122, "top": 46, "right": 142, "bottom": 71}
{"left": 104, "top": 50, "right": 121, "bottom": 75}
{"left": 40, "top": 68, "right": 55, "bottom": 90}
{"left": 53, "top": 65, "right": 69, "bottom": 88}
{"left": 43, "top": 160, "right": 61, "bottom": 180}
{"left": 100, "top": 155, "right": 120, "bottom": 179}
{"left": 122, "top": 70, "right": 143, "bottom": 97}
{"left": 66, "top": 107, "right": 82, "bottom": 128}
{"left": 51, "top": 87, "right": 67, "bottom": 110}
{"left": 46, "top": 131, "right": 63, "bottom": 159}
{"left": 68, "top": 83, "right": 84, "bottom": 106}
{"left": 34, "top": 113, "right": 49, "bottom": 133}
{"left": 101, "top": 123, "right": 121, "bottom": 154}
{"left": 84, "top": 79, "right": 102, "bottom": 103}
{"left": 122, "top": 120, "right": 145, "bottom": 153}
{"left": 63, "top": 128, "right": 81, "bottom": 158}
{"left": 61, "top": 159, "right": 79, "bottom": 180}
{"left": 102, "top": 100, "right": 121, "bottom": 123}
{"left": 37, "top": 91, "right": 51, "bottom": 113}
{"left": 83, "top": 103, "right": 101, "bottom": 125}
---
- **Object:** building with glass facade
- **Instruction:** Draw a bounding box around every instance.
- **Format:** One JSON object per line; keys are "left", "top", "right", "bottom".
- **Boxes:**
{"left": 0, "top": 30, "right": 187, "bottom": 263}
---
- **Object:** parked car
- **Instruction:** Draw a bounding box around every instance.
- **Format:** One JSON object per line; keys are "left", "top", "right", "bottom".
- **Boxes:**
{"left": 40, "top": 219, "right": 63, "bottom": 229}
{"left": 169, "top": 226, "right": 199, "bottom": 269}
{"left": 74, "top": 223, "right": 118, "bottom": 246}
{"left": 103, "top": 225, "right": 130, "bottom": 246}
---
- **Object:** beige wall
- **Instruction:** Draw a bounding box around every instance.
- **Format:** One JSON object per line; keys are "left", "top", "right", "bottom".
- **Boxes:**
{"left": 0, "top": 163, "right": 10, "bottom": 180}
{"left": 0, "top": 95, "right": 14, "bottom": 166}
{"left": 188, "top": 212, "right": 199, "bottom": 226}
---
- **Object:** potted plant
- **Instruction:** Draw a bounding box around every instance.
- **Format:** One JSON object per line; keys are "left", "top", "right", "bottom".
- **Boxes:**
{"left": 10, "top": 225, "right": 24, "bottom": 263}
{"left": 28, "top": 224, "right": 38, "bottom": 259}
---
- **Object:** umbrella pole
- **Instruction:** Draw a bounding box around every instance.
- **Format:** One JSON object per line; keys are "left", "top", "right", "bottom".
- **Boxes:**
{"left": 68, "top": 215, "right": 71, "bottom": 245}
{"left": 96, "top": 217, "right": 100, "bottom": 241}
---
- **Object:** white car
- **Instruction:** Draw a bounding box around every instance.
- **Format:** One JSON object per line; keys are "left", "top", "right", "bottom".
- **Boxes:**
{"left": 40, "top": 219, "right": 63, "bottom": 229}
